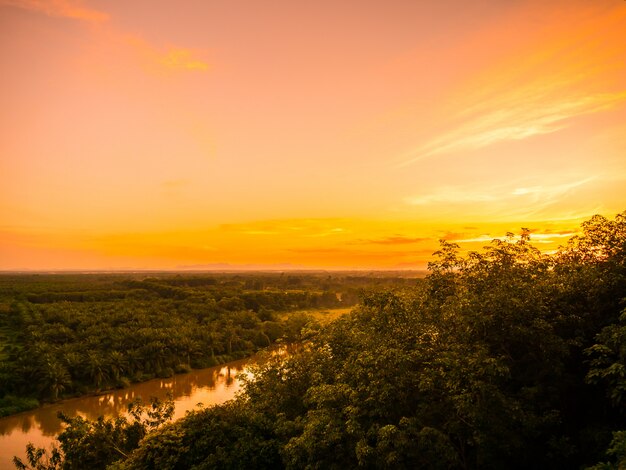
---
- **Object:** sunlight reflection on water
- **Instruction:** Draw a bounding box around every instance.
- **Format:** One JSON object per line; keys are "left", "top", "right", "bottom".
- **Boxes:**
{"left": 0, "top": 354, "right": 261, "bottom": 468}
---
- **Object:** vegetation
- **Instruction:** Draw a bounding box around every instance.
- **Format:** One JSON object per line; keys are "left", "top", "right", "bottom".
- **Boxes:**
{"left": 0, "top": 395, "right": 39, "bottom": 418}
{"left": 11, "top": 212, "right": 626, "bottom": 468}
{"left": 0, "top": 271, "right": 417, "bottom": 415}
{"left": 14, "top": 395, "right": 176, "bottom": 470}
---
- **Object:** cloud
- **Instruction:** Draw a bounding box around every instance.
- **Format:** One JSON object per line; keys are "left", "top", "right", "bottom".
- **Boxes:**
{"left": 158, "top": 48, "right": 209, "bottom": 71}
{"left": 286, "top": 246, "right": 434, "bottom": 259}
{"left": 441, "top": 232, "right": 471, "bottom": 241}
{"left": 400, "top": 93, "right": 626, "bottom": 166}
{"left": 1, "top": 0, "right": 108, "bottom": 22}
{"left": 405, "top": 186, "right": 497, "bottom": 206}
{"left": 441, "top": 224, "right": 578, "bottom": 245}
{"left": 509, "top": 178, "right": 594, "bottom": 202}
{"left": 402, "top": 176, "right": 605, "bottom": 223}
{"left": 287, "top": 247, "right": 349, "bottom": 254}
{"left": 535, "top": 229, "right": 577, "bottom": 235}
{"left": 305, "top": 228, "right": 347, "bottom": 238}
{"left": 353, "top": 236, "right": 430, "bottom": 245}
{"left": 242, "top": 231, "right": 280, "bottom": 235}
{"left": 125, "top": 36, "right": 210, "bottom": 72}
{"left": 449, "top": 234, "right": 496, "bottom": 243}
{"left": 406, "top": 177, "right": 594, "bottom": 208}
{"left": 1, "top": 1, "right": 209, "bottom": 73}
{"left": 398, "top": 5, "right": 626, "bottom": 167}
{"left": 451, "top": 230, "right": 577, "bottom": 244}
{"left": 527, "top": 232, "right": 577, "bottom": 241}
{"left": 219, "top": 222, "right": 283, "bottom": 234}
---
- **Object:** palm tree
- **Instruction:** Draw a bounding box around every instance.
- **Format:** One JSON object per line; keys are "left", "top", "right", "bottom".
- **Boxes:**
{"left": 85, "top": 351, "right": 109, "bottom": 390}
{"left": 40, "top": 359, "right": 71, "bottom": 399}
{"left": 108, "top": 351, "right": 128, "bottom": 382}
{"left": 62, "top": 351, "right": 84, "bottom": 381}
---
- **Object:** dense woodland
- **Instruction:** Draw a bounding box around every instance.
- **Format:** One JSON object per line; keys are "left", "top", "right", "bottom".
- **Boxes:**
{"left": 0, "top": 271, "right": 417, "bottom": 417}
{"left": 10, "top": 212, "right": 626, "bottom": 469}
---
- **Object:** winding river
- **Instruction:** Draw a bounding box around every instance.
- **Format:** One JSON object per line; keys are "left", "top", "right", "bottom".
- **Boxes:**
{"left": 0, "top": 354, "right": 263, "bottom": 468}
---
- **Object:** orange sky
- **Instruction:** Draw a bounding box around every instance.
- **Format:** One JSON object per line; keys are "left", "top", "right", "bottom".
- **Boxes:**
{"left": 1, "top": 0, "right": 625, "bottom": 270}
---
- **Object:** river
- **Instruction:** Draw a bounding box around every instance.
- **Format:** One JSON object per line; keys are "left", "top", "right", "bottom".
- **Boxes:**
{"left": 0, "top": 354, "right": 263, "bottom": 469}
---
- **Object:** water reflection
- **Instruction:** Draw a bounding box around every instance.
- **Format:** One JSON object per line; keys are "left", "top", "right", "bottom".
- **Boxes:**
{"left": 0, "top": 356, "right": 255, "bottom": 468}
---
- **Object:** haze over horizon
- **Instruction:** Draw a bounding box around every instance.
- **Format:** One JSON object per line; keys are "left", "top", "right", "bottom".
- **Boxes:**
{"left": 1, "top": 0, "right": 625, "bottom": 270}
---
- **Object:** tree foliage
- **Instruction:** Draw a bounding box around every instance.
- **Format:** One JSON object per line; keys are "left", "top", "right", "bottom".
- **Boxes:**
{"left": 0, "top": 272, "right": 394, "bottom": 408}
{"left": 14, "top": 395, "right": 174, "bottom": 470}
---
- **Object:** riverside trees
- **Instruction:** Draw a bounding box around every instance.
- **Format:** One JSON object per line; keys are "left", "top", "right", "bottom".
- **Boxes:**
{"left": 0, "top": 272, "right": 382, "bottom": 412}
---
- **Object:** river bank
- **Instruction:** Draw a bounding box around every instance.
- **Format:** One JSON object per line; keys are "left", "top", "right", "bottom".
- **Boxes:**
{"left": 0, "top": 353, "right": 264, "bottom": 469}
{"left": 0, "top": 349, "right": 258, "bottom": 420}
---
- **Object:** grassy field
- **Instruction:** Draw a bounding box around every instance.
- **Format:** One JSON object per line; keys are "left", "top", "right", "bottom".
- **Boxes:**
{"left": 283, "top": 307, "right": 353, "bottom": 324}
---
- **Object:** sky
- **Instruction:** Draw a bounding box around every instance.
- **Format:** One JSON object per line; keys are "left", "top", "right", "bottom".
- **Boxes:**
{"left": 1, "top": 0, "right": 625, "bottom": 270}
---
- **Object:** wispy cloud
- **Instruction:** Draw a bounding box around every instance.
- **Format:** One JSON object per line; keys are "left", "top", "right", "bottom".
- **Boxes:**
{"left": 406, "top": 177, "right": 594, "bottom": 208}
{"left": 1, "top": 1, "right": 209, "bottom": 73}
{"left": 127, "top": 36, "right": 209, "bottom": 72}
{"left": 398, "top": 5, "right": 626, "bottom": 167}
{"left": 508, "top": 178, "right": 594, "bottom": 202}
{"left": 286, "top": 246, "right": 434, "bottom": 260}
{"left": 344, "top": 235, "right": 430, "bottom": 247}
{"left": 159, "top": 49, "right": 209, "bottom": 71}
{"left": 441, "top": 231, "right": 470, "bottom": 241}
{"left": 1, "top": 0, "right": 108, "bottom": 22}
{"left": 406, "top": 186, "right": 497, "bottom": 206}
{"left": 242, "top": 230, "right": 280, "bottom": 236}
{"left": 399, "top": 93, "right": 626, "bottom": 167}
{"left": 305, "top": 228, "right": 347, "bottom": 238}
{"left": 286, "top": 247, "right": 349, "bottom": 254}
{"left": 357, "top": 236, "right": 430, "bottom": 245}
{"left": 451, "top": 230, "right": 577, "bottom": 244}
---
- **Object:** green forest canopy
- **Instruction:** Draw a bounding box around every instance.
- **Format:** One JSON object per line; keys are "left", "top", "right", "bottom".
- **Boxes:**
{"left": 0, "top": 270, "right": 416, "bottom": 415}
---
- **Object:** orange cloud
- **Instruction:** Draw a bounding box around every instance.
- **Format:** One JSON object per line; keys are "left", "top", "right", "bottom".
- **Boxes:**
{"left": 0, "top": 0, "right": 108, "bottom": 22}
{"left": 450, "top": 230, "right": 578, "bottom": 245}
{"left": 1, "top": 1, "right": 209, "bottom": 73}
{"left": 352, "top": 236, "right": 430, "bottom": 245}
{"left": 400, "top": 92, "right": 626, "bottom": 166}
{"left": 406, "top": 178, "right": 594, "bottom": 208}
{"left": 398, "top": 4, "right": 626, "bottom": 166}
{"left": 125, "top": 36, "right": 209, "bottom": 72}
{"left": 159, "top": 48, "right": 209, "bottom": 71}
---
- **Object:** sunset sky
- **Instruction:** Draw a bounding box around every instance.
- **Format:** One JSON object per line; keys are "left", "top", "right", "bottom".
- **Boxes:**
{"left": 1, "top": 0, "right": 625, "bottom": 270}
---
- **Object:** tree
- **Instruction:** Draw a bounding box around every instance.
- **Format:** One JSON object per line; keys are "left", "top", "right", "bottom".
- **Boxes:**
{"left": 39, "top": 359, "right": 71, "bottom": 400}
{"left": 85, "top": 352, "right": 109, "bottom": 390}
{"left": 14, "top": 395, "right": 174, "bottom": 470}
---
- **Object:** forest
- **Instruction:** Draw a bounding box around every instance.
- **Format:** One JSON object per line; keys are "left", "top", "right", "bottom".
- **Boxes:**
{"left": 10, "top": 212, "right": 626, "bottom": 469}
{"left": 0, "top": 271, "right": 417, "bottom": 417}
